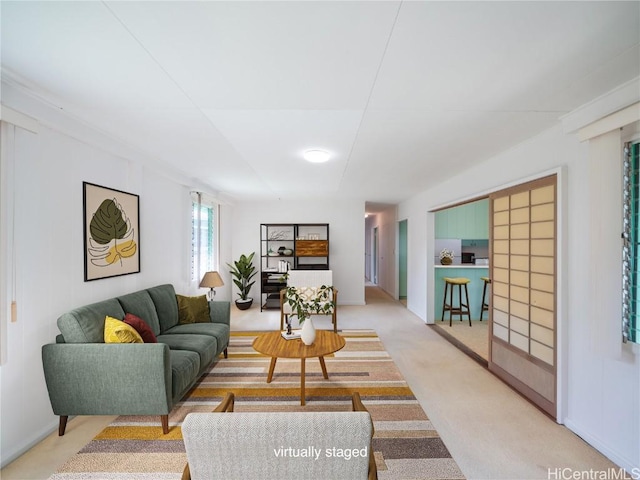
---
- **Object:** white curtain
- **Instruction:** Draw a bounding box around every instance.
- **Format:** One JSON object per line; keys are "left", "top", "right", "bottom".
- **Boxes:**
{"left": 190, "top": 191, "right": 219, "bottom": 284}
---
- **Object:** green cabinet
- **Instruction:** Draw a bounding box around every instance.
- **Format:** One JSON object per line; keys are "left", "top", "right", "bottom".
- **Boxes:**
{"left": 435, "top": 199, "right": 488, "bottom": 239}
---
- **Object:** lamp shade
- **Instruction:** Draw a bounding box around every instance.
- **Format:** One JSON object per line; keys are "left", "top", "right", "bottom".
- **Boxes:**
{"left": 200, "top": 271, "right": 224, "bottom": 288}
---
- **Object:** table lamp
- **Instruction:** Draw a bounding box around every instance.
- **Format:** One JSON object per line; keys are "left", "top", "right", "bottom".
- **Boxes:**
{"left": 200, "top": 271, "right": 224, "bottom": 300}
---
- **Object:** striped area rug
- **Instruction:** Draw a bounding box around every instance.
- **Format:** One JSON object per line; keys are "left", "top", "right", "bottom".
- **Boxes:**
{"left": 50, "top": 330, "right": 464, "bottom": 480}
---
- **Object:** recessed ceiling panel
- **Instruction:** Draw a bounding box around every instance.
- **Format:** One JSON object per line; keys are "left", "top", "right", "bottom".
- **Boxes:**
{"left": 68, "top": 106, "right": 271, "bottom": 197}
{"left": 341, "top": 108, "right": 562, "bottom": 203}
{"left": 2, "top": 1, "right": 192, "bottom": 109}
{"left": 370, "top": 1, "right": 640, "bottom": 111}
{"left": 106, "top": 1, "right": 400, "bottom": 109}
{"left": 202, "top": 109, "right": 362, "bottom": 197}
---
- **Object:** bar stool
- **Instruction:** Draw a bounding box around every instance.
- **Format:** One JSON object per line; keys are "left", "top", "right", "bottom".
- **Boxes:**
{"left": 441, "top": 277, "right": 472, "bottom": 327}
{"left": 480, "top": 277, "right": 491, "bottom": 321}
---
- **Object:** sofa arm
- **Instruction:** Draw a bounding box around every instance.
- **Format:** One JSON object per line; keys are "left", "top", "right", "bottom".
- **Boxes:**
{"left": 42, "top": 343, "right": 173, "bottom": 417}
{"left": 209, "top": 301, "right": 230, "bottom": 326}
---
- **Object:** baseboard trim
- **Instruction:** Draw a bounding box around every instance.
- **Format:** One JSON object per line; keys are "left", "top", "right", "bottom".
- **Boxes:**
{"left": 428, "top": 324, "right": 488, "bottom": 368}
{"left": 1, "top": 418, "right": 59, "bottom": 468}
{"left": 564, "top": 418, "right": 639, "bottom": 474}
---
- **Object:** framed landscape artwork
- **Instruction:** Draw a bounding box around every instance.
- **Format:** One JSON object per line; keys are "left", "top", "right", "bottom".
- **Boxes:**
{"left": 83, "top": 182, "right": 140, "bottom": 281}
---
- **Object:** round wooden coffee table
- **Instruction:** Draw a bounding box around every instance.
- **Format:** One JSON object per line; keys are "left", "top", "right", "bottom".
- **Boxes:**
{"left": 252, "top": 330, "right": 346, "bottom": 405}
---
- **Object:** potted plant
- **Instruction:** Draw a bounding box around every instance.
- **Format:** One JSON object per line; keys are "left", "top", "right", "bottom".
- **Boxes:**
{"left": 439, "top": 249, "right": 454, "bottom": 265}
{"left": 227, "top": 252, "right": 257, "bottom": 310}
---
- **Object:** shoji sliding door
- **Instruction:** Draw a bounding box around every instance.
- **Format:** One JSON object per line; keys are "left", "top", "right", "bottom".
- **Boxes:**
{"left": 489, "top": 175, "right": 557, "bottom": 418}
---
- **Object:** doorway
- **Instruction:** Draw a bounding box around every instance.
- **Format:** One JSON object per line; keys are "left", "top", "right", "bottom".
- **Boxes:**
{"left": 429, "top": 175, "right": 558, "bottom": 419}
{"left": 399, "top": 220, "right": 408, "bottom": 305}
{"left": 431, "top": 198, "right": 490, "bottom": 363}
{"left": 373, "top": 226, "right": 379, "bottom": 285}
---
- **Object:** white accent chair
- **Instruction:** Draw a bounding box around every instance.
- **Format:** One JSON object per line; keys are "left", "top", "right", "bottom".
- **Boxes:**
{"left": 181, "top": 392, "right": 377, "bottom": 480}
{"left": 279, "top": 270, "right": 338, "bottom": 333}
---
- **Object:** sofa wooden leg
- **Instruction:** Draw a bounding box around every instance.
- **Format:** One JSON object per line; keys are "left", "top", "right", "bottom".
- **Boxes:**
{"left": 224, "top": 348, "right": 228, "bottom": 359}
{"left": 161, "top": 415, "right": 169, "bottom": 434}
{"left": 59, "top": 416, "right": 68, "bottom": 436}
{"left": 181, "top": 463, "right": 191, "bottom": 480}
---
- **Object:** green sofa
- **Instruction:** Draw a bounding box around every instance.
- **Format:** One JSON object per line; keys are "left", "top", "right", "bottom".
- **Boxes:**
{"left": 41, "top": 284, "right": 230, "bottom": 436}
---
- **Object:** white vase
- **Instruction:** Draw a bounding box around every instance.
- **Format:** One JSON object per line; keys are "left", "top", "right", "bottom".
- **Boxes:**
{"left": 300, "top": 317, "right": 316, "bottom": 345}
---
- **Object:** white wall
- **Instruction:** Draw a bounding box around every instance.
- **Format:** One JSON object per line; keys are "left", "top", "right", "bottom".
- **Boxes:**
{"left": 0, "top": 91, "right": 229, "bottom": 465}
{"left": 230, "top": 200, "right": 366, "bottom": 306}
{"left": 216, "top": 203, "right": 235, "bottom": 302}
{"left": 563, "top": 122, "right": 640, "bottom": 472}
{"left": 398, "top": 117, "right": 640, "bottom": 471}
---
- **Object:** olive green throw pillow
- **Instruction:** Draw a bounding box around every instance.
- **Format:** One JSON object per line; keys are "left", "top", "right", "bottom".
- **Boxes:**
{"left": 177, "top": 294, "right": 210, "bottom": 324}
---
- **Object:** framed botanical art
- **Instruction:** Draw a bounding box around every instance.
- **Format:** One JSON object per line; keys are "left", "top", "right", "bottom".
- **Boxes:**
{"left": 83, "top": 182, "right": 140, "bottom": 281}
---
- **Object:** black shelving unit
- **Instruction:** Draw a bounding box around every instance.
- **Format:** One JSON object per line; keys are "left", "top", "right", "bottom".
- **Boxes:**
{"left": 260, "top": 223, "right": 329, "bottom": 310}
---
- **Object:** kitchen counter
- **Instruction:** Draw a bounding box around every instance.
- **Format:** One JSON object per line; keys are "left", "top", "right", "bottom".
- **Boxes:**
{"left": 435, "top": 264, "right": 489, "bottom": 269}
{"left": 434, "top": 265, "right": 489, "bottom": 321}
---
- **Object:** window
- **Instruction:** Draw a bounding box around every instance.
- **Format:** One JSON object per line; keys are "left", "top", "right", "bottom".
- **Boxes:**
{"left": 623, "top": 141, "right": 640, "bottom": 344}
{"left": 191, "top": 192, "right": 218, "bottom": 283}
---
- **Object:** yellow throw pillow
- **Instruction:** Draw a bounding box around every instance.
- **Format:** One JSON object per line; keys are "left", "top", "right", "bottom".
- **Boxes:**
{"left": 104, "top": 316, "right": 144, "bottom": 343}
{"left": 177, "top": 294, "right": 210, "bottom": 324}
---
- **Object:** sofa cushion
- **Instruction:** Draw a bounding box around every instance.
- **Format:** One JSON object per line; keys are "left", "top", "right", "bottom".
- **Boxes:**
{"left": 57, "top": 298, "right": 125, "bottom": 343}
{"left": 146, "top": 284, "right": 179, "bottom": 333}
{"left": 117, "top": 290, "right": 162, "bottom": 336}
{"left": 209, "top": 301, "right": 231, "bottom": 326}
{"left": 165, "top": 323, "right": 229, "bottom": 356}
{"left": 157, "top": 334, "right": 217, "bottom": 374}
{"left": 169, "top": 350, "right": 201, "bottom": 403}
{"left": 124, "top": 313, "right": 158, "bottom": 343}
{"left": 177, "top": 295, "right": 210, "bottom": 324}
{"left": 104, "top": 316, "right": 144, "bottom": 344}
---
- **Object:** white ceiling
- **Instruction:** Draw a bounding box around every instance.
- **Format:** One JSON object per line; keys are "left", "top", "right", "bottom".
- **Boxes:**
{"left": 2, "top": 1, "right": 639, "bottom": 210}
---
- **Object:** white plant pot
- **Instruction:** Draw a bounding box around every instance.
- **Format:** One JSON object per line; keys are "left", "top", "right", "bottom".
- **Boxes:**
{"left": 300, "top": 317, "right": 316, "bottom": 346}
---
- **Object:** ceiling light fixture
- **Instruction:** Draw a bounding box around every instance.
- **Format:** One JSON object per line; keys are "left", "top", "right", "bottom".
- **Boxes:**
{"left": 304, "top": 149, "right": 330, "bottom": 163}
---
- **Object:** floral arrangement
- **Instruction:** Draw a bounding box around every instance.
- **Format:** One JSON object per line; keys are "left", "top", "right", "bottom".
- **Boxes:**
{"left": 439, "top": 249, "right": 455, "bottom": 260}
